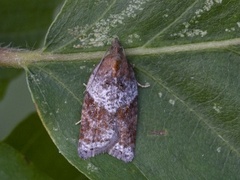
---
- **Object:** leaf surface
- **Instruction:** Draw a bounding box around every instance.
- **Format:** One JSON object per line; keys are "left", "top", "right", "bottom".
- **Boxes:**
{"left": 26, "top": 0, "right": 240, "bottom": 179}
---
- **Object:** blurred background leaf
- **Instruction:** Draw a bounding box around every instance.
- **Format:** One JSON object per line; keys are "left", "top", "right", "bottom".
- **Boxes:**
{"left": 0, "top": 68, "right": 21, "bottom": 101}
{"left": 4, "top": 113, "right": 87, "bottom": 179}
{"left": 0, "top": 142, "right": 52, "bottom": 179}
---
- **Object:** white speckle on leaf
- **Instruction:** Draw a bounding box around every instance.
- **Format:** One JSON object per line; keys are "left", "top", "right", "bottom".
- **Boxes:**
{"left": 237, "top": 22, "right": 240, "bottom": 28}
{"left": 225, "top": 28, "right": 230, "bottom": 32}
{"left": 162, "top": 14, "right": 168, "bottom": 18}
{"left": 187, "top": 29, "right": 207, "bottom": 37}
{"left": 171, "top": 26, "right": 207, "bottom": 38}
{"left": 88, "top": 68, "right": 93, "bottom": 73}
{"left": 171, "top": 0, "right": 222, "bottom": 38}
{"left": 64, "top": 100, "right": 67, "bottom": 104}
{"left": 216, "top": 147, "right": 221, "bottom": 153}
{"left": 42, "top": 110, "right": 47, "bottom": 114}
{"left": 214, "top": 0, "right": 222, "bottom": 3}
{"left": 80, "top": 66, "right": 86, "bottom": 70}
{"left": 169, "top": 99, "right": 175, "bottom": 106}
{"left": 41, "top": 101, "right": 48, "bottom": 105}
{"left": 53, "top": 127, "right": 58, "bottom": 131}
{"left": 87, "top": 163, "right": 99, "bottom": 173}
{"left": 56, "top": 108, "right": 59, "bottom": 114}
{"left": 69, "top": 0, "right": 149, "bottom": 48}
{"left": 127, "top": 33, "right": 141, "bottom": 44}
{"left": 158, "top": 92, "right": 163, "bottom": 98}
{"left": 213, "top": 103, "right": 222, "bottom": 113}
{"left": 225, "top": 26, "right": 237, "bottom": 33}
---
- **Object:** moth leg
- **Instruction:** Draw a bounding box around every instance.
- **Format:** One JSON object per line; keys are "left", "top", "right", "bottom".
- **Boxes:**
{"left": 137, "top": 82, "right": 150, "bottom": 88}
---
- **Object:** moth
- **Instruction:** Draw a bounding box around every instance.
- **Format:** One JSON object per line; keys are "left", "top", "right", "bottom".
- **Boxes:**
{"left": 78, "top": 38, "right": 138, "bottom": 162}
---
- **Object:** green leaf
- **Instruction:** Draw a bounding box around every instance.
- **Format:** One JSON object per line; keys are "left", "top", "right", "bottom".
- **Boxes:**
{"left": 0, "top": 143, "right": 51, "bottom": 179}
{"left": 0, "top": 0, "right": 63, "bottom": 99}
{"left": 4, "top": 113, "right": 88, "bottom": 180}
{"left": 0, "top": 0, "right": 62, "bottom": 48}
{"left": 25, "top": 0, "right": 240, "bottom": 179}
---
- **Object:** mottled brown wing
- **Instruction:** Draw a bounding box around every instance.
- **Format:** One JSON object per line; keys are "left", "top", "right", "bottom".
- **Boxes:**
{"left": 78, "top": 38, "right": 138, "bottom": 162}
{"left": 78, "top": 92, "right": 118, "bottom": 159}
{"left": 107, "top": 97, "right": 138, "bottom": 162}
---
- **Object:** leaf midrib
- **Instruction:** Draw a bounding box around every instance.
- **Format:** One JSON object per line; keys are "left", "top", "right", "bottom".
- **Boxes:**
{"left": 2, "top": 38, "right": 240, "bottom": 68}
{"left": 41, "top": 38, "right": 240, "bottom": 61}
